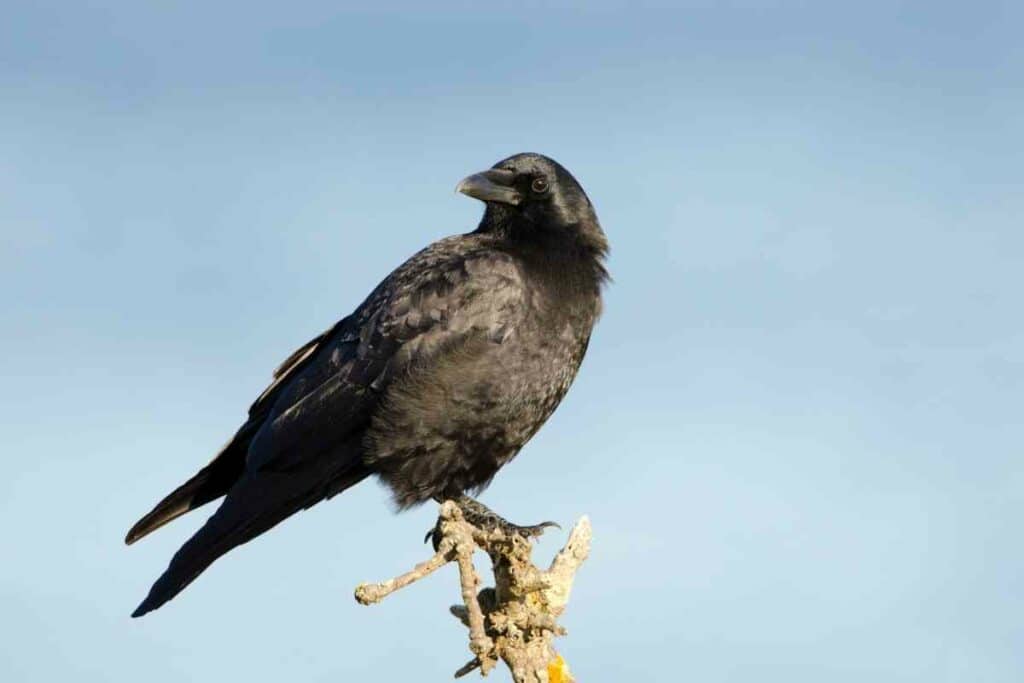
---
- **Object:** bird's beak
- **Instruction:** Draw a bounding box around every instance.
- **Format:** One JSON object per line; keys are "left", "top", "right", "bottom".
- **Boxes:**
{"left": 456, "top": 168, "right": 521, "bottom": 205}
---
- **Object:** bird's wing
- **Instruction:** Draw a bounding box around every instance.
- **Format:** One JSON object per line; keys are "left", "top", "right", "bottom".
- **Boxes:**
{"left": 123, "top": 319, "right": 348, "bottom": 544}
{"left": 245, "top": 241, "right": 527, "bottom": 472}
{"left": 246, "top": 320, "right": 346, "bottom": 421}
{"left": 126, "top": 238, "right": 525, "bottom": 546}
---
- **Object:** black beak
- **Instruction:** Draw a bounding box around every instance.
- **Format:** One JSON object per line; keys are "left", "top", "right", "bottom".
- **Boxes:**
{"left": 455, "top": 168, "right": 521, "bottom": 205}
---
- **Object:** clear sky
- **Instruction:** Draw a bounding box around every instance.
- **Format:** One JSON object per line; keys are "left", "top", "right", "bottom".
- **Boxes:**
{"left": 2, "top": 1, "right": 1022, "bottom": 681}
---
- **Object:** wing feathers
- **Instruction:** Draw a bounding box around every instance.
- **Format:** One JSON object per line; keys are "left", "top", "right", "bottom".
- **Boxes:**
{"left": 124, "top": 432, "right": 250, "bottom": 544}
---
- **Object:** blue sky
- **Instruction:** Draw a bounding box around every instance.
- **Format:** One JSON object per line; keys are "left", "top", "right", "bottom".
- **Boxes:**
{"left": 1, "top": 1, "right": 1022, "bottom": 681}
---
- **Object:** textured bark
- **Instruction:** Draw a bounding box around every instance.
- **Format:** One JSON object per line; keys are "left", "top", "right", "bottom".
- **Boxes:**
{"left": 355, "top": 501, "right": 591, "bottom": 682}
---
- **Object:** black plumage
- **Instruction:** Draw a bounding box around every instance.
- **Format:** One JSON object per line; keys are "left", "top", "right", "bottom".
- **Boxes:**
{"left": 126, "top": 153, "right": 608, "bottom": 617}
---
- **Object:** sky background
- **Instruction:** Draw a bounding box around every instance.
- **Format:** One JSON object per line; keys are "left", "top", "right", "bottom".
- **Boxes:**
{"left": 1, "top": 1, "right": 1022, "bottom": 681}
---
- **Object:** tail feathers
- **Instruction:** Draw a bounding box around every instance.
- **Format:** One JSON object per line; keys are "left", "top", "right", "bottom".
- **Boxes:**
{"left": 125, "top": 440, "right": 248, "bottom": 545}
{"left": 131, "top": 466, "right": 369, "bottom": 618}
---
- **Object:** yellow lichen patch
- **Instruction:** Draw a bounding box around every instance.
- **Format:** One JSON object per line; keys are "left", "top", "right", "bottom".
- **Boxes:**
{"left": 548, "top": 654, "right": 574, "bottom": 683}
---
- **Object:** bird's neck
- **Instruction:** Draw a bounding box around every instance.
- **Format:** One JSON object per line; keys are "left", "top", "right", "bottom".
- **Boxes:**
{"left": 476, "top": 210, "right": 609, "bottom": 300}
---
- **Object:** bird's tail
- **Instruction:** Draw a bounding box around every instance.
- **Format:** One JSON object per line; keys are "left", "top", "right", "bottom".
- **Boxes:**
{"left": 125, "top": 437, "right": 249, "bottom": 545}
{"left": 131, "top": 465, "right": 368, "bottom": 618}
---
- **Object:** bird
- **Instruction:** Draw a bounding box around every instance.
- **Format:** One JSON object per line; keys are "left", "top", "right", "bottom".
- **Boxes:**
{"left": 126, "top": 152, "right": 609, "bottom": 617}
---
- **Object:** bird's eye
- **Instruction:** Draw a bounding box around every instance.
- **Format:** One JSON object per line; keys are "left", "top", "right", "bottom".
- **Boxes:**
{"left": 531, "top": 177, "right": 549, "bottom": 194}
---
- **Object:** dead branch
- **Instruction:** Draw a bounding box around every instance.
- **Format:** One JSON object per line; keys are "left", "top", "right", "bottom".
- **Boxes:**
{"left": 355, "top": 500, "right": 592, "bottom": 682}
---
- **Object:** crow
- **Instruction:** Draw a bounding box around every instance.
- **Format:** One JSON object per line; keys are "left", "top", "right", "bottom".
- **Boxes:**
{"left": 126, "top": 153, "right": 608, "bottom": 617}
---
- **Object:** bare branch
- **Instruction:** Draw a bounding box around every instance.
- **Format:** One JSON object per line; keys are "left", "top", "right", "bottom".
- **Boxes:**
{"left": 354, "top": 542, "right": 452, "bottom": 605}
{"left": 355, "top": 501, "right": 592, "bottom": 682}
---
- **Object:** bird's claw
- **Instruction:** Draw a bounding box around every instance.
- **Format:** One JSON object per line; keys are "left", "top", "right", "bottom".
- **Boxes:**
{"left": 479, "top": 517, "right": 560, "bottom": 541}
{"left": 508, "top": 520, "right": 560, "bottom": 539}
{"left": 424, "top": 519, "right": 446, "bottom": 551}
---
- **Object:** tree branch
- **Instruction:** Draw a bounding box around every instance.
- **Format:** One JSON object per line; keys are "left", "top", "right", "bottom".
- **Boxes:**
{"left": 355, "top": 500, "right": 591, "bottom": 682}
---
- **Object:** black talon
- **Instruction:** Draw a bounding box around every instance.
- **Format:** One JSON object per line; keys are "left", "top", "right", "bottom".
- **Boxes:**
{"left": 425, "top": 516, "right": 446, "bottom": 551}
{"left": 511, "top": 520, "right": 560, "bottom": 538}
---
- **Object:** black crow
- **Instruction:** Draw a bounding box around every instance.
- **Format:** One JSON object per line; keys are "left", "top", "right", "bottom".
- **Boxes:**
{"left": 127, "top": 153, "right": 608, "bottom": 617}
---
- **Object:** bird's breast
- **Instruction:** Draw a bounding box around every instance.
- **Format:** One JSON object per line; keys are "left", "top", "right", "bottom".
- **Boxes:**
{"left": 364, "top": 300, "right": 597, "bottom": 508}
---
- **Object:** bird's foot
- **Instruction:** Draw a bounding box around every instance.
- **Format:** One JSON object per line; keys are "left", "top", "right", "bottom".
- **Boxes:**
{"left": 425, "top": 495, "right": 559, "bottom": 548}
{"left": 492, "top": 518, "right": 562, "bottom": 539}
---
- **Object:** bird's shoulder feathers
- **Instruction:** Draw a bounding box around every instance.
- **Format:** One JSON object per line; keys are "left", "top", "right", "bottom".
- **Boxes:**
{"left": 242, "top": 234, "right": 529, "bottom": 471}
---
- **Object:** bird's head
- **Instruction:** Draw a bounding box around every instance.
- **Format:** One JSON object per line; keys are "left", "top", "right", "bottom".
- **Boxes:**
{"left": 457, "top": 153, "right": 608, "bottom": 258}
